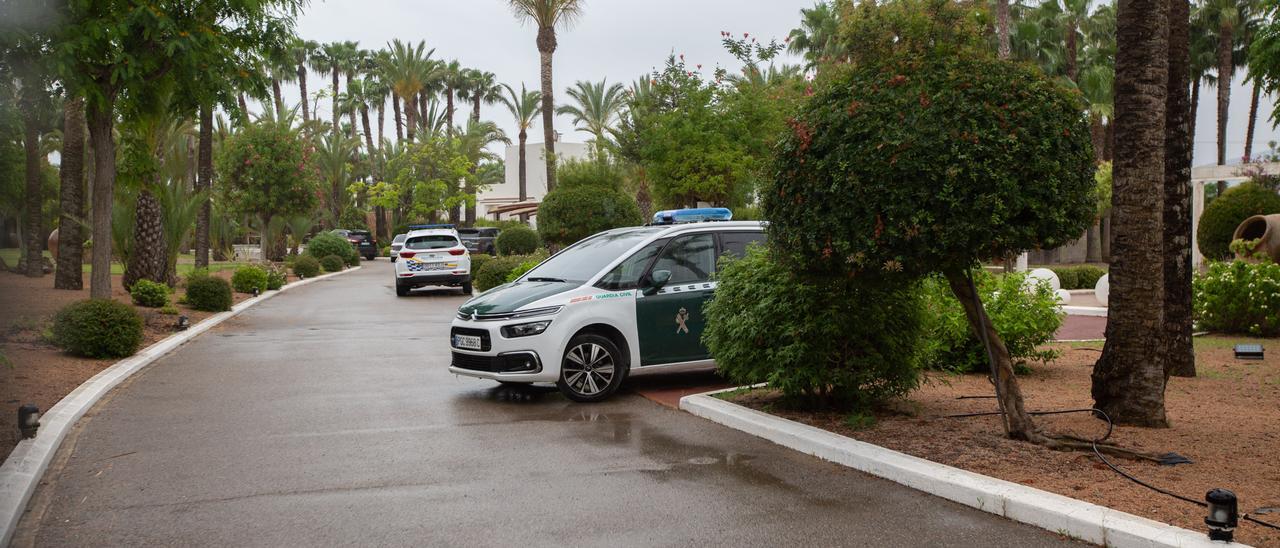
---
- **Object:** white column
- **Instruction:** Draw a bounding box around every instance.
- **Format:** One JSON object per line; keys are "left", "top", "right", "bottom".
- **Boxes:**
{"left": 1191, "top": 180, "right": 1205, "bottom": 269}
{"left": 1016, "top": 252, "right": 1028, "bottom": 272}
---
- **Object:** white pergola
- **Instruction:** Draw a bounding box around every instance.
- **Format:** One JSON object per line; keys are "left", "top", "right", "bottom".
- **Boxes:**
{"left": 1190, "top": 162, "right": 1280, "bottom": 268}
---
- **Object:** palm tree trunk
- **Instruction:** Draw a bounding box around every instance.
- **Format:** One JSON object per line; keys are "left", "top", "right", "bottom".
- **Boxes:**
{"left": 331, "top": 66, "right": 340, "bottom": 138}
{"left": 195, "top": 103, "right": 213, "bottom": 269}
{"left": 1164, "top": 0, "right": 1195, "bottom": 378}
{"left": 445, "top": 88, "right": 455, "bottom": 136}
{"left": 393, "top": 94, "right": 404, "bottom": 142}
{"left": 346, "top": 73, "right": 358, "bottom": 146}
{"left": 272, "top": 78, "right": 284, "bottom": 120}
{"left": 1086, "top": 221, "right": 1102, "bottom": 262}
{"left": 420, "top": 93, "right": 429, "bottom": 135}
{"left": 1215, "top": 23, "right": 1233, "bottom": 196}
{"left": 404, "top": 93, "right": 417, "bottom": 142}
{"left": 1104, "top": 120, "right": 1115, "bottom": 161}
{"left": 123, "top": 187, "right": 167, "bottom": 288}
{"left": 1189, "top": 75, "right": 1200, "bottom": 153}
{"left": 1101, "top": 212, "right": 1112, "bottom": 260}
{"left": 1066, "top": 23, "right": 1079, "bottom": 83}
{"left": 537, "top": 26, "right": 558, "bottom": 191}
{"left": 472, "top": 95, "right": 481, "bottom": 123}
{"left": 21, "top": 99, "right": 44, "bottom": 278}
{"left": 361, "top": 105, "right": 375, "bottom": 158}
{"left": 996, "top": 0, "right": 1011, "bottom": 59}
{"left": 376, "top": 97, "right": 385, "bottom": 152}
{"left": 1244, "top": 78, "right": 1261, "bottom": 160}
{"left": 1092, "top": 0, "right": 1170, "bottom": 427}
{"left": 56, "top": 96, "right": 87, "bottom": 289}
{"left": 298, "top": 65, "right": 310, "bottom": 123}
{"left": 237, "top": 93, "right": 248, "bottom": 120}
{"left": 518, "top": 130, "right": 528, "bottom": 202}
{"left": 1091, "top": 116, "right": 1106, "bottom": 162}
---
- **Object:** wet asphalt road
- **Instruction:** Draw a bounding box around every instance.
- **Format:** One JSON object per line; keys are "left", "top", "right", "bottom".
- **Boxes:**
{"left": 15, "top": 261, "right": 1080, "bottom": 547}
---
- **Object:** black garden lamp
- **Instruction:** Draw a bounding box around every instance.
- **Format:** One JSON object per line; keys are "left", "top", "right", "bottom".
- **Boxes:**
{"left": 18, "top": 403, "right": 39, "bottom": 439}
{"left": 1205, "top": 488, "right": 1238, "bottom": 542}
{"left": 176, "top": 315, "right": 190, "bottom": 331}
{"left": 253, "top": 287, "right": 260, "bottom": 297}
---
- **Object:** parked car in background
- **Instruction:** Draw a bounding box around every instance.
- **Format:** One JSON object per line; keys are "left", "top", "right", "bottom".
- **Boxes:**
{"left": 333, "top": 229, "right": 378, "bottom": 261}
{"left": 458, "top": 227, "right": 499, "bottom": 256}
{"left": 389, "top": 233, "right": 408, "bottom": 262}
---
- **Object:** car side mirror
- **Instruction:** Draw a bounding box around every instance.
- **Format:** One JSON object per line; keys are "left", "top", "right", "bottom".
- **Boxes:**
{"left": 642, "top": 270, "right": 672, "bottom": 296}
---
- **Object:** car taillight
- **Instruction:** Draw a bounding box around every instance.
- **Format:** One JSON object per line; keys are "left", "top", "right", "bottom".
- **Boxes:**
{"left": 400, "top": 251, "right": 416, "bottom": 258}
{"left": 448, "top": 247, "right": 466, "bottom": 256}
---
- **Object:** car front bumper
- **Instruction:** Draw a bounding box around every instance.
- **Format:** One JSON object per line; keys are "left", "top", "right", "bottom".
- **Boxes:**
{"left": 448, "top": 317, "right": 564, "bottom": 383}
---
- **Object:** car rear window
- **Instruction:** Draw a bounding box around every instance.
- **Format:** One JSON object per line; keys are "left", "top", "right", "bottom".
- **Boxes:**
{"left": 405, "top": 235, "right": 459, "bottom": 250}
{"left": 393, "top": 234, "right": 407, "bottom": 243}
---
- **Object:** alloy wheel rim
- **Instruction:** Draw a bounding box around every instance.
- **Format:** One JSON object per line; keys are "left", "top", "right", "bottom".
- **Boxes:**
{"left": 562, "top": 342, "right": 615, "bottom": 396}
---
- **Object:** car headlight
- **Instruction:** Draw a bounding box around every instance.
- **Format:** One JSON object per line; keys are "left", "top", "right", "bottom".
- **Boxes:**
{"left": 502, "top": 320, "right": 552, "bottom": 338}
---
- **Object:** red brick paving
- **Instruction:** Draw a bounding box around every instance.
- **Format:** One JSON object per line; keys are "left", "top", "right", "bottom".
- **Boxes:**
{"left": 1056, "top": 314, "right": 1107, "bottom": 340}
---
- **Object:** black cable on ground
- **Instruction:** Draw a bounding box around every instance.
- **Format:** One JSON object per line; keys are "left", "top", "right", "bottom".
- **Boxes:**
{"left": 941, "top": 407, "right": 1280, "bottom": 532}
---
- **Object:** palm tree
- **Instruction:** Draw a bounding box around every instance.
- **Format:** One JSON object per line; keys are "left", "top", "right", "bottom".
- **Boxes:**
{"left": 315, "top": 132, "right": 359, "bottom": 225}
{"left": 1189, "top": 5, "right": 1218, "bottom": 158}
{"left": 1201, "top": 0, "right": 1257, "bottom": 179}
{"left": 1058, "top": 0, "right": 1091, "bottom": 82}
{"left": 382, "top": 39, "right": 434, "bottom": 143}
{"left": 996, "top": 0, "right": 1012, "bottom": 59}
{"left": 459, "top": 69, "right": 504, "bottom": 123}
{"left": 556, "top": 79, "right": 626, "bottom": 159}
{"left": 508, "top": 0, "right": 585, "bottom": 192}
{"left": 441, "top": 60, "right": 466, "bottom": 136}
{"left": 267, "top": 46, "right": 297, "bottom": 121}
{"left": 1092, "top": 0, "right": 1171, "bottom": 426}
{"left": 500, "top": 83, "right": 542, "bottom": 203}
{"left": 55, "top": 95, "right": 88, "bottom": 289}
{"left": 457, "top": 119, "right": 511, "bottom": 225}
{"left": 344, "top": 46, "right": 366, "bottom": 146}
{"left": 788, "top": 2, "right": 844, "bottom": 68}
{"left": 314, "top": 41, "right": 359, "bottom": 139}
{"left": 292, "top": 39, "right": 318, "bottom": 124}
{"left": 1165, "top": 0, "right": 1197, "bottom": 379}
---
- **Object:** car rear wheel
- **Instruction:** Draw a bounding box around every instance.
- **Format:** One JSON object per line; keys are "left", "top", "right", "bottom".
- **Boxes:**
{"left": 556, "top": 334, "right": 626, "bottom": 403}
{"left": 461, "top": 281, "right": 473, "bottom": 294}
{"left": 395, "top": 283, "right": 409, "bottom": 297}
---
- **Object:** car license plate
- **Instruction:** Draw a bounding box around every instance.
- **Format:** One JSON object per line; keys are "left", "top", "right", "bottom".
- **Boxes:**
{"left": 453, "top": 334, "right": 482, "bottom": 350}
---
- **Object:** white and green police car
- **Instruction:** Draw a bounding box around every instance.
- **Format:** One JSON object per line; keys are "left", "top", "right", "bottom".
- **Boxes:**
{"left": 395, "top": 225, "right": 473, "bottom": 296}
{"left": 449, "top": 208, "right": 764, "bottom": 402}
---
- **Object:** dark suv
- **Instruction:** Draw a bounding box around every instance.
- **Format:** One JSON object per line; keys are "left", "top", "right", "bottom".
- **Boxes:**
{"left": 458, "top": 227, "right": 499, "bottom": 256}
{"left": 334, "top": 229, "right": 378, "bottom": 260}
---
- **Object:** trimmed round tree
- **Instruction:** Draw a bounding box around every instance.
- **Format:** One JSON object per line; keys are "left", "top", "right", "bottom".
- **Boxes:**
{"left": 765, "top": 49, "right": 1094, "bottom": 441}
{"left": 538, "top": 186, "right": 643, "bottom": 247}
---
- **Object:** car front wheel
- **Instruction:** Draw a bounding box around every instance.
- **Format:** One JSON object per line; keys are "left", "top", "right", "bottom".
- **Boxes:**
{"left": 556, "top": 334, "right": 626, "bottom": 403}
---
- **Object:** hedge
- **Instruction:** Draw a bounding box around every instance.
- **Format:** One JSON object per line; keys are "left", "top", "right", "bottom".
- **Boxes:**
{"left": 52, "top": 299, "right": 144, "bottom": 358}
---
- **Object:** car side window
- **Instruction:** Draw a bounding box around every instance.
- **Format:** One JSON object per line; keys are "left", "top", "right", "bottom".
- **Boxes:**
{"left": 720, "top": 231, "right": 766, "bottom": 259}
{"left": 596, "top": 241, "right": 665, "bottom": 290}
{"left": 650, "top": 233, "right": 717, "bottom": 285}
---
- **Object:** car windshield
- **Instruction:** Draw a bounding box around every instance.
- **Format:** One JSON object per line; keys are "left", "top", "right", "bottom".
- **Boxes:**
{"left": 405, "top": 235, "right": 458, "bottom": 250}
{"left": 392, "top": 234, "right": 407, "bottom": 244}
{"left": 519, "top": 228, "right": 664, "bottom": 284}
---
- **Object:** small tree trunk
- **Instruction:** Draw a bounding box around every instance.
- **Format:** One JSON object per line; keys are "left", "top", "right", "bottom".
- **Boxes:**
{"left": 945, "top": 270, "right": 1038, "bottom": 440}
{"left": 195, "top": 103, "right": 213, "bottom": 268}
{"left": 56, "top": 96, "right": 87, "bottom": 289}
{"left": 21, "top": 99, "right": 44, "bottom": 278}
{"left": 123, "top": 187, "right": 167, "bottom": 288}
{"left": 1244, "top": 79, "right": 1261, "bottom": 161}
{"left": 87, "top": 99, "right": 116, "bottom": 299}
{"left": 1086, "top": 220, "right": 1103, "bottom": 263}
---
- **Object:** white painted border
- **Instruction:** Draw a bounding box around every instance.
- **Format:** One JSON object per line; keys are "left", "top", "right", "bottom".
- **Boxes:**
{"left": 680, "top": 390, "right": 1238, "bottom": 548}
{"left": 1062, "top": 305, "right": 1109, "bottom": 317}
{"left": 0, "top": 265, "right": 362, "bottom": 545}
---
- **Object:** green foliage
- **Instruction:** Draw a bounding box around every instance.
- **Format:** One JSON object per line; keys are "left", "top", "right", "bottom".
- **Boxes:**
{"left": 231, "top": 265, "right": 269, "bottom": 294}
{"left": 918, "top": 272, "right": 1062, "bottom": 373}
{"left": 292, "top": 255, "right": 321, "bottom": 278}
{"left": 505, "top": 257, "right": 544, "bottom": 283}
{"left": 216, "top": 118, "right": 318, "bottom": 225}
{"left": 765, "top": 41, "right": 1095, "bottom": 280}
{"left": 185, "top": 272, "right": 233, "bottom": 312}
{"left": 473, "top": 252, "right": 549, "bottom": 292}
{"left": 159, "top": 304, "right": 179, "bottom": 315}
{"left": 704, "top": 247, "right": 926, "bottom": 410}
{"left": 1197, "top": 183, "right": 1280, "bottom": 261}
{"left": 130, "top": 279, "right": 170, "bottom": 308}
{"left": 1193, "top": 259, "right": 1280, "bottom": 337}
{"left": 557, "top": 158, "right": 626, "bottom": 189}
{"left": 537, "top": 185, "right": 643, "bottom": 246}
{"left": 1230, "top": 238, "right": 1267, "bottom": 260}
{"left": 305, "top": 232, "right": 356, "bottom": 260}
{"left": 1049, "top": 265, "right": 1107, "bottom": 290}
{"left": 320, "top": 254, "right": 346, "bottom": 273}
{"left": 384, "top": 136, "right": 474, "bottom": 221}
{"left": 265, "top": 263, "right": 288, "bottom": 290}
{"left": 344, "top": 244, "right": 360, "bottom": 267}
{"left": 469, "top": 253, "right": 494, "bottom": 279}
{"left": 1094, "top": 162, "right": 1113, "bottom": 217}
{"left": 52, "top": 300, "right": 144, "bottom": 359}
{"left": 495, "top": 225, "right": 541, "bottom": 255}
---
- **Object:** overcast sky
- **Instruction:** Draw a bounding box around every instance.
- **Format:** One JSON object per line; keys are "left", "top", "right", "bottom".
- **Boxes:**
{"left": 282, "top": 0, "right": 1279, "bottom": 167}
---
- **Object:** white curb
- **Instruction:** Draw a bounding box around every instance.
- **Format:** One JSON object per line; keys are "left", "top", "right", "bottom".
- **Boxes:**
{"left": 1063, "top": 305, "right": 1109, "bottom": 317}
{"left": 0, "top": 265, "right": 362, "bottom": 545}
{"left": 680, "top": 390, "right": 1238, "bottom": 548}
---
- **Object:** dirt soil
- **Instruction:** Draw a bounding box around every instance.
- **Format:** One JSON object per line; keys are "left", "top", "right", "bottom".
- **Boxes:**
{"left": 0, "top": 269, "right": 282, "bottom": 457}
{"left": 730, "top": 338, "right": 1280, "bottom": 547}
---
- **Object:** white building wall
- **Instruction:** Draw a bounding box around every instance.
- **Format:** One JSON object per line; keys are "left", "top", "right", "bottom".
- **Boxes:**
{"left": 478, "top": 141, "right": 590, "bottom": 219}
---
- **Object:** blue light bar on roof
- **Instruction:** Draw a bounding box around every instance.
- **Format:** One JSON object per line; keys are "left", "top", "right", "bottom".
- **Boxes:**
{"left": 651, "top": 207, "right": 733, "bottom": 225}
{"left": 408, "top": 224, "right": 455, "bottom": 230}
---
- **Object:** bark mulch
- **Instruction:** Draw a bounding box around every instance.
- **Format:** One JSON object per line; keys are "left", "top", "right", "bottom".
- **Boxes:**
{"left": 0, "top": 269, "right": 284, "bottom": 458}
{"left": 728, "top": 338, "right": 1280, "bottom": 547}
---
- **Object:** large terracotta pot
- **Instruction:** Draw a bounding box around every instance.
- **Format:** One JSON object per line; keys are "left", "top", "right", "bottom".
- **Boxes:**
{"left": 1233, "top": 214, "right": 1280, "bottom": 262}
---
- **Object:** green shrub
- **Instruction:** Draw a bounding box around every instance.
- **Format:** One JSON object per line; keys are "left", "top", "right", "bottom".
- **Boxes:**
{"left": 1049, "top": 267, "right": 1079, "bottom": 290}
{"left": 305, "top": 232, "right": 356, "bottom": 261}
{"left": 51, "top": 299, "right": 144, "bottom": 358}
{"left": 320, "top": 254, "right": 345, "bottom": 273}
{"left": 231, "top": 265, "right": 269, "bottom": 294}
{"left": 469, "top": 253, "right": 494, "bottom": 279}
{"left": 537, "top": 185, "right": 643, "bottom": 247}
{"left": 919, "top": 271, "right": 1062, "bottom": 373}
{"left": 293, "top": 255, "right": 321, "bottom": 278}
{"left": 505, "top": 257, "right": 544, "bottom": 283}
{"left": 265, "top": 263, "right": 288, "bottom": 290}
{"left": 475, "top": 255, "right": 526, "bottom": 291}
{"left": 1197, "top": 182, "right": 1280, "bottom": 261}
{"left": 1193, "top": 259, "right": 1280, "bottom": 336}
{"left": 185, "top": 275, "right": 233, "bottom": 312}
{"left": 1074, "top": 265, "right": 1106, "bottom": 289}
{"left": 704, "top": 247, "right": 926, "bottom": 410}
{"left": 495, "top": 225, "right": 541, "bottom": 256}
{"left": 159, "top": 304, "right": 179, "bottom": 315}
{"left": 344, "top": 245, "right": 360, "bottom": 267}
{"left": 130, "top": 279, "right": 170, "bottom": 308}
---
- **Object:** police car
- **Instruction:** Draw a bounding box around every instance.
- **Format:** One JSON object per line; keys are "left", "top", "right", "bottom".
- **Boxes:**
{"left": 448, "top": 208, "right": 765, "bottom": 402}
{"left": 394, "top": 225, "right": 473, "bottom": 296}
